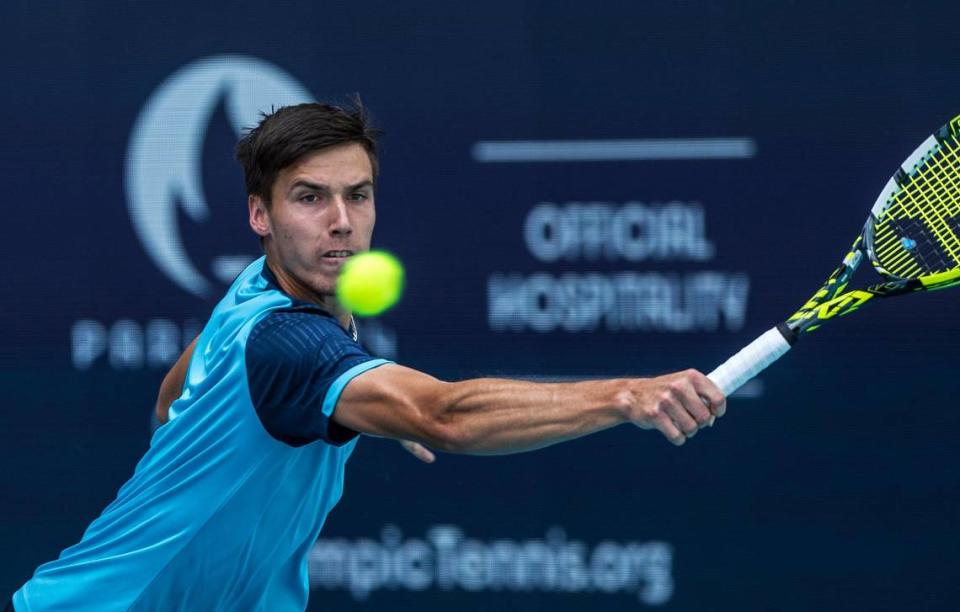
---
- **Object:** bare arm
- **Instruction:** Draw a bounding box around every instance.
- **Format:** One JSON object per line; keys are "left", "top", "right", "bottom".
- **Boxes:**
{"left": 155, "top": 337, "right": 198, "bottom": 425}
{"left": 334, "top": 364, "right": 726, "bottom": 454}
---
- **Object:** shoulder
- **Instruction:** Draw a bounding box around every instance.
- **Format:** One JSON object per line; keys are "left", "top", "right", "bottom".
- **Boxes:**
{"left": 249, "top": 307, "right": 347, "bottom": 343}
{"left": 243, "top": 306, "right": 373, "bottom": 400}
{"left": 246, "top": 307, "right": 354, "bottom": 364}
{"left": 242, "top": 307, "right": 377, "bottom": 446}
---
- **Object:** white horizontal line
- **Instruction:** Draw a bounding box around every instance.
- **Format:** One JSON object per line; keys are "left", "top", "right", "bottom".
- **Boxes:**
{"left": 471, "top": 138, "right": 757, "bottom": 162}
{"left": 731, "top": 378, "right": 764, "bottom": 399}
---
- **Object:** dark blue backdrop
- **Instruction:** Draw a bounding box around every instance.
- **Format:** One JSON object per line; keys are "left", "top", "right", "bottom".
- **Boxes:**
{"left": 3, "top": 2, "right": 960, "bottom": 610}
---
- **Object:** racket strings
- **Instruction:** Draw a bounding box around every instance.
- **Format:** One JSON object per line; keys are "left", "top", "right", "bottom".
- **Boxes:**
{"left": 920, "top": 143, "right": 960, "bottom": 255}
{"left": 872, "top": 135, "right": 960, "bottom": 278}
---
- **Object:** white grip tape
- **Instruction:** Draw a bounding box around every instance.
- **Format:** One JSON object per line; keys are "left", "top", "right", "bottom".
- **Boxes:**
{"left": 708, "top": 326, "right": 792, "bottom": 397}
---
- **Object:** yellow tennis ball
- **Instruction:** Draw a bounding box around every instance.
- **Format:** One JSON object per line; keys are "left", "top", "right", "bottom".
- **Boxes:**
{"left": 336, "top": 250, "right": 405, "bottom": 316}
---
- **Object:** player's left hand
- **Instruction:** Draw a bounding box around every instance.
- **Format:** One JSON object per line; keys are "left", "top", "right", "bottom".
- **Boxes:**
{"left": 399, "top": 440, "right": 436, "bottom": 463}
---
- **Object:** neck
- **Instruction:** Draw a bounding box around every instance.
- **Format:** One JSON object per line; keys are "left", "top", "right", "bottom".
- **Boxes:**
{"left": 264, "top": 257, "right": 353, "bottom": 330}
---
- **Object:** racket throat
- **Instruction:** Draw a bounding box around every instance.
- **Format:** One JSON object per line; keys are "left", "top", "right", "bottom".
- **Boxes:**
{"left": 776, "top": 321, "right": 800, "bottom": 344}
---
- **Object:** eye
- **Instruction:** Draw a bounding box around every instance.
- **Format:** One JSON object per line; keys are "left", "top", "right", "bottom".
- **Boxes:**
{"left": 350, "top": 192, "right": 371, "bottom": 202}
{"left": 299, "top": 193, "right": 320, "bottom": 203}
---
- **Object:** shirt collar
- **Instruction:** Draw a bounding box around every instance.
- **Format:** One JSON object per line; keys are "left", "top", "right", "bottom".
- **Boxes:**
{"left": 261, "top": 260, "right": 358, "bottom": 342}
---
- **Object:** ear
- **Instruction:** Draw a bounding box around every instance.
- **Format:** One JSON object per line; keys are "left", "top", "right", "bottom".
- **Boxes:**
{"left": 248, "top": 195, "right": 271, "bottom": 238}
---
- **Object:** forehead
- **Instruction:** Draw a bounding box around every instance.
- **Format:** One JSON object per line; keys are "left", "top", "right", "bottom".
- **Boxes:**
{"left": 276, "top": 143, "right": 373, "bottom": 188}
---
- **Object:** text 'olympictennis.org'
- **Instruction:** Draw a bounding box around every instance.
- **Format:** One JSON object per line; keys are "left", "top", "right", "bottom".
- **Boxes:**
{"left": 308, "top": 525, "right": 673, "bottom": 606}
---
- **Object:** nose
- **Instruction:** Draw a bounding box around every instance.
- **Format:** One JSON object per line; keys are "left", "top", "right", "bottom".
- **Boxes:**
{"left": 330, "top": 197, "right": 353, "bottom": 237}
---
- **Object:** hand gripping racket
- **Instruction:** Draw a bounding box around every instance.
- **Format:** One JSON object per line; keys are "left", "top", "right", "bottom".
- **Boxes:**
{"left": 709, "top": 115, "right": 960, "bottom": 396}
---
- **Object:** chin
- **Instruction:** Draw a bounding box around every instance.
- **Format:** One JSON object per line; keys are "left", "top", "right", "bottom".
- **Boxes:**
{"left": 310, "top": 279, "right": 338, "bottom": 299}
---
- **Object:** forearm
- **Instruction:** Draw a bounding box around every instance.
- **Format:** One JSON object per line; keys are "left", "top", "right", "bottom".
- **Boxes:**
{"left": 338, "top": 365, "right": 723, "bottom": 453}
{"left": 429, "top": 377, "right": 629, "bottom": 455}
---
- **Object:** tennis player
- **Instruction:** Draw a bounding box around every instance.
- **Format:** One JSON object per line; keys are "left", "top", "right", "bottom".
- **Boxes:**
{"left": 11, "top": 101, "right": 725, "bottom": 611}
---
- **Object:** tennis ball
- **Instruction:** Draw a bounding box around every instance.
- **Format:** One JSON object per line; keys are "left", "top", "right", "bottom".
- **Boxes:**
{"left": 336, "top": 250, "right": 405, "bottom": 316}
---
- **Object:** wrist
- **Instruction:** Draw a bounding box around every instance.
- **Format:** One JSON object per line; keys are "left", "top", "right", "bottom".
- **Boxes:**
{"left": 607, "top": 378, "right": 637, "bottom": 424}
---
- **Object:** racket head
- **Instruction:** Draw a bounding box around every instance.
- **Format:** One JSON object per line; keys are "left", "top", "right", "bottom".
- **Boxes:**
{"left": 866, "top": 115, "right": 960, "bottom": 290}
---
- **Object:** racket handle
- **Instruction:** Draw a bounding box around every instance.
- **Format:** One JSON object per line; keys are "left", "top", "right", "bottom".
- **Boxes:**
{"left": 708, "top": 324, "right": 797, "bottom": 397}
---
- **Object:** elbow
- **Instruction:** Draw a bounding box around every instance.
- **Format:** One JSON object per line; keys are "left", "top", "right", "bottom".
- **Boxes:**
{"left": 412, "top": 386, "right": 474, "bottom": 453}
{"left": 384, "top": 378, "right": 477, "bottom": 454}
{"left": 423, "top": 417, "right": 473, "bottom": 454}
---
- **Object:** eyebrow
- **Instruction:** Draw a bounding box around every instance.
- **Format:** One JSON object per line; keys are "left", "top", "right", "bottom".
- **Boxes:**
{"left": 287, "top": 179, "right": 374, "bottom": 195}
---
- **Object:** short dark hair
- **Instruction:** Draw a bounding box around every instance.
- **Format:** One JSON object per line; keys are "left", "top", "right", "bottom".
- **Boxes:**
{"left": 234, "top": 98, "right": 383, "bottom": 201}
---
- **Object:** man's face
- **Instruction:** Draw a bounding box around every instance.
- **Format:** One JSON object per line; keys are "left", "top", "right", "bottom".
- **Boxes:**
{"left": 249, "top": 142, "right": 376, "bottom": 301}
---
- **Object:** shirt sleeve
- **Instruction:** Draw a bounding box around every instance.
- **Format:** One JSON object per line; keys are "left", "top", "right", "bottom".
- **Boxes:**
{"left": 244, "top": 308, "right": 390, "bottom": 447}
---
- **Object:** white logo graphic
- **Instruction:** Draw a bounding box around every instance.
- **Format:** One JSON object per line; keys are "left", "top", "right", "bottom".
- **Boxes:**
{"left": 125, "top": 55, "right": 315, "bottom": 297}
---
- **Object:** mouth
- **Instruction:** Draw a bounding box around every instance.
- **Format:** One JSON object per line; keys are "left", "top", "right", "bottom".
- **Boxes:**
{"left": 321, "top": 249, "right": 355, "bottom": 262}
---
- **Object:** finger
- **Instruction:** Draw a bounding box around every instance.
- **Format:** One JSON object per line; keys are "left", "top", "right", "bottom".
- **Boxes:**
{"left": 655, "top": 414, "right": 686, "bottom": 446}
{"left": 690, "top": 371, "right": 727, "bottom": 418}
{"left": 400, "top": 440, "right": 436, "bottom": 463}
{"left": 695, "top": 395, "right": 717, "bottom": 427}
{"left": 664, "top": 401, "right": 699, "bottom": 436}
{"left": 678, "top": 385, "right": 713, "bottom": 428}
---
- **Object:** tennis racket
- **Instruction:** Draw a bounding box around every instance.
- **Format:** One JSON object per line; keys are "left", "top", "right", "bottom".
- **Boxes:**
{"left": 708, "top": 114, "right": 960, "bottom": 396}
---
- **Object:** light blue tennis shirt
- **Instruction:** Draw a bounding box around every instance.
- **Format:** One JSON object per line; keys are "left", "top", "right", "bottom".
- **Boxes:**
{"left": 14, "top": 257, "right": 389, "bottom": 611}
